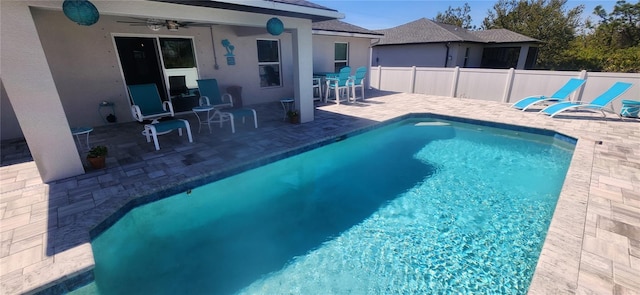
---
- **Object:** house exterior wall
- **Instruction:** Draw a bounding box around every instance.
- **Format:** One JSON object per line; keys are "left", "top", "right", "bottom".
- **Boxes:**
{"left": 312, "top": 35, "right": 372, "bottom": 73}
{"left": 372, "top": 44, "right": 448, "bottom": 68}
{"left": 447, "top": 43, "right": 484, "bottom": 68}
{"left": 373, "top": 42, "right": 535, "bottom": 69}
{"left": 27, "top": 9, "right": 300, "bottom": 130}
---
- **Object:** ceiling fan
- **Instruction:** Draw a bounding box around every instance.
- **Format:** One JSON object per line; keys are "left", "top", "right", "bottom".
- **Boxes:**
{"left": 117, "top": 18, "right": 211, "bottom": 31}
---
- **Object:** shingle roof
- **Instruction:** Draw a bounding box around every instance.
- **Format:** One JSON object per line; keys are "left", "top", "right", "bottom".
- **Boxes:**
{"left": 312, "top": 19, "right": 384, "bottom": 36}
{"left": 375, "top": 18, "right": 539, "bottom": 45}
{"left": 472, "top": 29, "right": 539, "bottom": 43}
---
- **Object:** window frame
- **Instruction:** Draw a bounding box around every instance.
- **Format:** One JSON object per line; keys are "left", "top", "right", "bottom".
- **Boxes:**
{"left": 257, "top": 39, "right": 282, "bottom": 88}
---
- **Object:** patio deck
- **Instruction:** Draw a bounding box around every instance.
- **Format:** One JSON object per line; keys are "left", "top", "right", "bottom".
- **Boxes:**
{"left": 1, "top": 90, "right": 639, "bottom": 294}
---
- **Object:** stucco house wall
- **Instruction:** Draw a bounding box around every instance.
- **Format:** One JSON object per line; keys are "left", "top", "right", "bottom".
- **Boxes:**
{"left": 312, "top": 34, "right": 372, "bottom": 73}
{"left": 373, "top": 43, "right": 447, "bottom": 67}
{"left": 29, "top": 9, "right": 298, "bottom": 130}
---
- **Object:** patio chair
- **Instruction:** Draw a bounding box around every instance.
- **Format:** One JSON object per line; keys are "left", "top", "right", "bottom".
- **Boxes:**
{"left": 348, "top": 66, "right": 367, "bottom": 102}
{"left": 196, "top": 78, "right": 257, "bottom": 133}
{"left": 128, "top": 83, "right": 175, "bottom": 123}
{"left": 144, "top": 119, "right": 193, "bottom": 150}
{"left": 325, "top": 67, "right": 351, "bottom": 105}
{"left": 540, "top": 82, "right": 633, "bottom": 118}
{"left": 511, "top": 78, "right": 586, "bottom": 111}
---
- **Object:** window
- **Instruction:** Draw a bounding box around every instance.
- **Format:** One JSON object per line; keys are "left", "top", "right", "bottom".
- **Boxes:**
{"left": 480, "top": 47, "right": 520, "bottom": 69}
{"left": 257, "top": 39, "right": 281, "bottom": 87}
{"left": 160, "top": 38, "right": 195, "bottom": 69}
{"left": 334, "top": 42, "right": 348, "bottom": 72}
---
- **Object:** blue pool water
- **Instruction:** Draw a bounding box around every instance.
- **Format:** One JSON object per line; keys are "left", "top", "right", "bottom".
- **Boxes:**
{"left": 78, "top": 118, "right": 574, "bottom": 294}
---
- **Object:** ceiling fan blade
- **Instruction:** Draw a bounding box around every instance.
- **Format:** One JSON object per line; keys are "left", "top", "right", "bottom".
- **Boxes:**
{"left": 116, "top": 21, "right": 147, "bottom": 24}
{"left": 182, "top": 23, "right": 214, "bottom": 27}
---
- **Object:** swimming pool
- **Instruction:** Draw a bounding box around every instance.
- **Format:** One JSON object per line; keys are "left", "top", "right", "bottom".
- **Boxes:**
{"left": 75, "top": 116, "right": 574, "bottom": 294}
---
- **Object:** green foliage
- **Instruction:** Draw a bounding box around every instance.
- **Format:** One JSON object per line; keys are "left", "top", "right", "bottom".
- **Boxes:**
{"left": 560, "top": 0, "right": 640, "bottom": 72}
{"left": 88, "top": 145, "right": 108, "bottom": 158}
{"left": 435, "top": 3, "right": 476, "bottom": 30}
{"left": 286, "top": 110, "right": 299, "bottom": 118}
{"left": 481, "top": 0, "right": 584, "bottom": 69}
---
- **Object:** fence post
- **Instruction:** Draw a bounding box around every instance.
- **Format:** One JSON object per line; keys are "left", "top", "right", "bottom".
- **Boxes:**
{"left": 377, "top": 65, "right": 382, "bottom": 89}
{"left": 573, "top": 70, "right": 588, "bottom": 102}
{"left": 410, "top": 66, "right": 416, "bottom": 93}
{"left": 450, "top": 66, "right": 460, "bottom": 97}
{"left": 502, "top": 68, "right": 515, "bottom": 103}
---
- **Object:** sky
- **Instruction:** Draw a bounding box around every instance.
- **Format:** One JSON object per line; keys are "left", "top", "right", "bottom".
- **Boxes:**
{"left": 313, "top": 0, "right": 620, "bottom": 30}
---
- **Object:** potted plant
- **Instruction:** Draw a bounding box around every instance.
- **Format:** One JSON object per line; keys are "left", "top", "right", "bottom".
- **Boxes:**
{"left": 87, "top": 145, "right": 108, "bottom": 169}
{"left": 287, "top": 110, "right": 300, "bottom": 124}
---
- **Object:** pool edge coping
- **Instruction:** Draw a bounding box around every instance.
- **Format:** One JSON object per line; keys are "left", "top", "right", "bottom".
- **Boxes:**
{"left": 35, "top": 112, "right": 581, "bottom": 294}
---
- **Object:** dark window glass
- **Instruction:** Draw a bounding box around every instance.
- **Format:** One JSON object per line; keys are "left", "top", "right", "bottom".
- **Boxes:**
{"left": 257, "top": 40, "right": 280, "bottom": 63}
{"left": 480, "top": 47, "right": 520, "bottom": 69}
{"left": 335, "top": 43, "right": 348, "bottom": 60}
{"left": 159, "top": 38, "right": 195, "bottom": 69}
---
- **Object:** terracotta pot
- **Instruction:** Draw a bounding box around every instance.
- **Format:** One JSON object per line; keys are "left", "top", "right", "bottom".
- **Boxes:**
{"left": 289, "top": 115, "right": 300, "bottom": 124}
{"left": 87, "top": 156, "right": 106, "bottom": 169}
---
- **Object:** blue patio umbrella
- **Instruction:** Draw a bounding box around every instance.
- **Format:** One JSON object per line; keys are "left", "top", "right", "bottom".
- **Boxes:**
{"left": 63, "top": 0, "right": 99, "bottom": 26}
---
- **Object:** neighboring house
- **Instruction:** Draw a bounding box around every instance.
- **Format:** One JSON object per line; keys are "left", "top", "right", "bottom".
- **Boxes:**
{"left": 372, "top": 18, "right": 540, "bottom": 70}
{"left": 1, "top": 0, "right": 353, "bottom": 182}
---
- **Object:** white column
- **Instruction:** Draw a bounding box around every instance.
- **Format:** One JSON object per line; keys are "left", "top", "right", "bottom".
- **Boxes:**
{"left": 291, "top": 22, "right": 314, "bottom": 123}
{"left": 1, "top": 1, "right": 85, "bottom": 181}
{"left": 516, "top": 45, "right": 530, "bottom": 69}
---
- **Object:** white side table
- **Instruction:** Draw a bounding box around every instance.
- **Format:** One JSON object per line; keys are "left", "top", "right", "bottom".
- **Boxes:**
{"left": 280, "top": 98, "right": 295, "bottom": 121}
{"left": 71, "top": 127, "right": 93, "bottom": 150}
{"left": 192, "top": 106, "right": 216, "bottom": 133}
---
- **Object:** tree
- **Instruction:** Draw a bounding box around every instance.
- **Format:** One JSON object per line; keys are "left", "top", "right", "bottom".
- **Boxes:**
{"left": 435, "top": 3, "right": 475, "bottom": 29}
{"left": 562, "top": 0, "right": 640, "bottom": 72}
{"left": 481, "top": 0, "right": 583, "bottom": 70}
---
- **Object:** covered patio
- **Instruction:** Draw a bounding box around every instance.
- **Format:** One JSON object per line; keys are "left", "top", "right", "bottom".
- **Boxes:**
{"left": 1, "top": 91, "right": 639, "bottom": 294}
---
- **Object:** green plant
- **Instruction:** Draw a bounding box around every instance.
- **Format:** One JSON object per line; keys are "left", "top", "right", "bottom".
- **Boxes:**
{"left": 87, "top": 145, "right": 108, "bottom": 158}
{"left": 287, "top": 110, "right": 299, "bottom": 118}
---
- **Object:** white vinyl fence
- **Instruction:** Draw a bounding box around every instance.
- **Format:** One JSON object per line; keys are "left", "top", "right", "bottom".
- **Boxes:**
{"left": 370, "top": 66, "right": 640, "bottom": 111}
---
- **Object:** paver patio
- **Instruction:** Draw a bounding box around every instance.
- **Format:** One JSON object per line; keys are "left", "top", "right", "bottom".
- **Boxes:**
{"left": 1, "top": 90, "right": 639, "bottom": 294}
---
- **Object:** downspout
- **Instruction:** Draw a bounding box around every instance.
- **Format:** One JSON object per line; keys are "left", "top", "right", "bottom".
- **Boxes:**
{"left": 444, "top": 42, "right": 450, "bottom": 67}
{"left": 370, "top": 38, "right": 381, "bottom": 66}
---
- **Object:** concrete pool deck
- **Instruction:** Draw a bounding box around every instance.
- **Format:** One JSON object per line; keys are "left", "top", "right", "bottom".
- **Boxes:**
{"left": 1, "top": 90, "right": 639, "bottom": 294}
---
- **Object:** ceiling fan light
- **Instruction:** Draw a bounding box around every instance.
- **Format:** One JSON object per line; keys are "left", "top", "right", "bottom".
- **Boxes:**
{"left": 167, "top": 20, "right": 179, "bottom": 31}
{"left": 146, "top": 19, "right": 162, "bottom": 31}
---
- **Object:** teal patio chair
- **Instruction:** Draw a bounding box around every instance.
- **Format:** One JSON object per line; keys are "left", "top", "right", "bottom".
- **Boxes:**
{"left": 511, "top": 78, "right": 586, "bottom": 111}
{"left": 128, "top": 83, "right": 175, "bottom": 123}
{"left": 540, "top": 82, "right": 633, "bottom": 118}
{"left": 196, "top": 78, "right": 257, "bottom": 133}
{"left": 325, "top": 67, "right": 351, "bottom": 105}
{"left": 348, "top": 66, "right": 367, "bottom": 102}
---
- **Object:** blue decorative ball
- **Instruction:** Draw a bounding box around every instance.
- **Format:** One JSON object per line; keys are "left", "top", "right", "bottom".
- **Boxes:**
{"left": 266, "top": 17, "right": 284, "bottom": 36}
{"left": 63, "top": 0, "right": 99, "bottom": 26}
